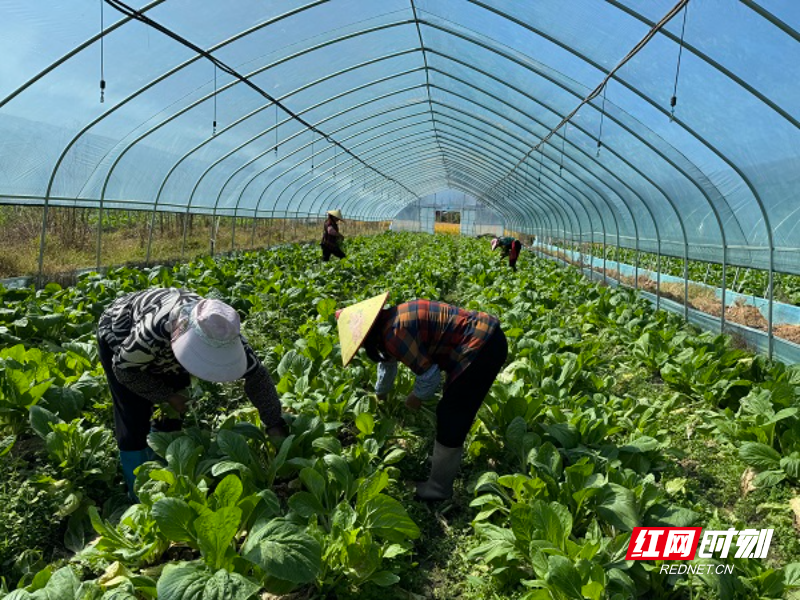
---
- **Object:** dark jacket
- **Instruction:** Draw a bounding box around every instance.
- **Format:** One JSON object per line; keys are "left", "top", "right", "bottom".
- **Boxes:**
{"left": 321, "top": 217, "right": 342, "bottom": 249}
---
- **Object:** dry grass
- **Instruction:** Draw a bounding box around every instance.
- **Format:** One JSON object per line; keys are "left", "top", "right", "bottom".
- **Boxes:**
{"left": 774, "top": 325, "right": 800, "bottom": 344}
{"left": 434, "top": 222, "right": 461, "bottom": 235}
{"left": 0, "top": 209, "right": 388, "bottom": 279}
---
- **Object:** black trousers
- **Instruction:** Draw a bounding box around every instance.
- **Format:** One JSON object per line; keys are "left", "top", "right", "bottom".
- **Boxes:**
{"left": 97, "top": 335, "right": 186, "bottom": 451}
{"left": 321, "top": 243, "right": 345, "bottom": 261}
{"left": 509, "top": 240, "right": 522, "bottom": 271}
{"left": 436, "top": 327, "right": 508, "bottom": 448}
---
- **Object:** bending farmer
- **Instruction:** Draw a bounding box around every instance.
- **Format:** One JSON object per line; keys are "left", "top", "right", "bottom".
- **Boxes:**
{"left": 321, "top": 209, "right": 345, "bottom": 261}
{"left": 97, "top": 288, "right": 288, "bottom": 498}
{"left": 491, "top": 236, "right": 522, "bottom": 271}
{"left": 336, "top": 293, "right": 508, "bottom": 500}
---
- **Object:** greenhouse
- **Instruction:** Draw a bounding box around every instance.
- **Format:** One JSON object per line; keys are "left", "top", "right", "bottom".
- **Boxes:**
{"left": 1, "top": 1, "right": 800, "bottom": 598}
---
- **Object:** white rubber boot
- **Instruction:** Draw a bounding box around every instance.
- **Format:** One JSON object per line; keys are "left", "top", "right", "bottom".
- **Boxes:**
{"left": 415, "top": 441, "right": 463, "bottom": 500}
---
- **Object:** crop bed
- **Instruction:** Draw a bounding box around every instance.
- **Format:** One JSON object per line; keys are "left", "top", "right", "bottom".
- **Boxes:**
{"left": 1, "top": 233, "right": 799, "bottom": 600}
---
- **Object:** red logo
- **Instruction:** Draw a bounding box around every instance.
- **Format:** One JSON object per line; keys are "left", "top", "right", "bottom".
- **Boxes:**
{"left": 626, "top": 527, "right": 703, "bottom": 561}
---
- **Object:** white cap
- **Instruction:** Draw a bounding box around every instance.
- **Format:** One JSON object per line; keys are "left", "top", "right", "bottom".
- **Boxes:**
{"left": 170, "top": 299, "right": 247, "bottom": 382}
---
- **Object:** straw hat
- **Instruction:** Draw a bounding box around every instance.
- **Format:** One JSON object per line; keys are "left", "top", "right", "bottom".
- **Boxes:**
{"left": 327, "top": 209, "right": 344, "bottom": 221}
{"left": 336, "top": 291, "right": 390, "bottom": 366}
{"left": 171, "top": 299, "right": 247, "bottom": 382}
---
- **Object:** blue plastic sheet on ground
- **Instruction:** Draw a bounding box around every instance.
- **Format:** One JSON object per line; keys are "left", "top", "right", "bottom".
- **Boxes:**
{"left": 534, "top": 242, "right": 800, "bottom": 326}
{"left": 534, "top": 244, "right": 800, "bottom": 365}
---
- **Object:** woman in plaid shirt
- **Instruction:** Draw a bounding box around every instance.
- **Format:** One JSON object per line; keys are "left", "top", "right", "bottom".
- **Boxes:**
{"left": 337, "top": 294, "right": 508, "bottom": 500}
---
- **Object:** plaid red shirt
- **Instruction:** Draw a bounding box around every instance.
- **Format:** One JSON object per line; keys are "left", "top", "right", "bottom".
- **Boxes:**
{"left": 379, "top": 300, "right": 500, "bottom": 385}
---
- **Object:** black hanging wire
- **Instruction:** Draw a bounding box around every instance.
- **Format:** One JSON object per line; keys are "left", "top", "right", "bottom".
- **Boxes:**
{"left": 99, "top": 0, "right": 106, "bottom": 103}
{"left": 670, "top": 2, "right": 689, "bottom": 121}
{"left": 104, "top": 0, "right": 417, "bottom": 200}
{"left": 212, "top": 65, "right": 217, "bottom": 135}
{"left": 478, "top": 0, "right": 688, "bottom": 202}
{"left": 537, "top": 146, "right": 544, "bottom": 185}
{"left": 559, "top": 125, "right": 567, "bottom": 176}
{"left": 311, "top": 133, "right": 315, "bottom": 173}
{"left": 274, "top": 102, "right": 278, "bottom": 156}
{"left": 523, "top": 159, "right": 528, "bottom": 190}
{"left": 597, "top": 85, "right": 607, "bottom": 157}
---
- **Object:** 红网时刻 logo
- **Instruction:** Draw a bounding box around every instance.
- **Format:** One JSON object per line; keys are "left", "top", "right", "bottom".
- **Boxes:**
{"left": 626, "top": 527, "right": 773, "bottom": 575}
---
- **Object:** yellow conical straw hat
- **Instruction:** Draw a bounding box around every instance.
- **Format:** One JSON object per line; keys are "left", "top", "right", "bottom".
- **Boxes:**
{"left": 327, "top": 209, "right": 344, "bottom": 221}
{"left": 337, "top": 291, "right": 390, "bottom": 366}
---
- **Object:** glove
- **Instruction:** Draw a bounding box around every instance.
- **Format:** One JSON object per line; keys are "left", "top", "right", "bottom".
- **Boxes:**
{"left": 166, "top": 393, "right": 190, "bottom": 415}
{"left": 266, "top": 420, "right": 290, "bottom": 442}
{"left": 405, "top": 393, "right": 422, "bottom": 411}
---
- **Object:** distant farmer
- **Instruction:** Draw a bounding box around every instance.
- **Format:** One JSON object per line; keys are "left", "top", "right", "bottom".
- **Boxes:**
{"left": 491, "top": 236, "right": 522, "bottom": 271}
{"left": 321, "top": 209, "right": 345, "bottom": 261}
{"left": 336, "top": 293, "right": 507, "bottom": 500}
{"left": 97, "top": 288, "right": 288, "bottom": 499}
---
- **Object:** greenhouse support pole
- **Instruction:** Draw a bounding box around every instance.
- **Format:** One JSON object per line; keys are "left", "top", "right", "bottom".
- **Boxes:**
{"left": 683, "top": 251, "right": 689, "bottom": 321}
{"left": 720, "top": 247, "right": 727, "bottom": 334}
{"left": 96, "top": 203, "right": 104, "bottom": 270}
{"left": 231, "top": 213, "right": 237, "bottom": 251}
{"left": 180, "top": 211, "right": 189, "bottom": 260}
{"left": 282, "top": 213, "right": 287, "bottom": 245}
{"left": 583, "top": 216, "right": 594, "bottom": 271}
{"left": 145, "top": 209, "right": 158, "bottom": 265}
{"left": 36, "top": 205, "right": 49, "bottom": 286}
{"left": 250, "top": 210, "right": 259, "bottom": 248}
{"left": 568, "top": 197, "right": 584, "bottom": 269}
{"left": 634, "top": 246, "right": 640, "bottom": 290}
{"left": 268, "top": 209, "right": 276, "bottom": 247}
{"left": 656, "top": 246, "right": 662, "bottom": 312}
{"left": 536, "top": 223, "right": 541, "bottom": 258}
{"left": 567, "top": 207, "right": 576, "bottom": 266}
{"left": 209, "top": 216, "right": 217, "bottom": 256}
{"left": 540, "top": 225, "right": 545, "bottom": 259}
{"left": 540, "top": 226, "right": 546, "bottom": 260}
{"left": 768, "top": 260, "right": 774, "bottom": 359}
